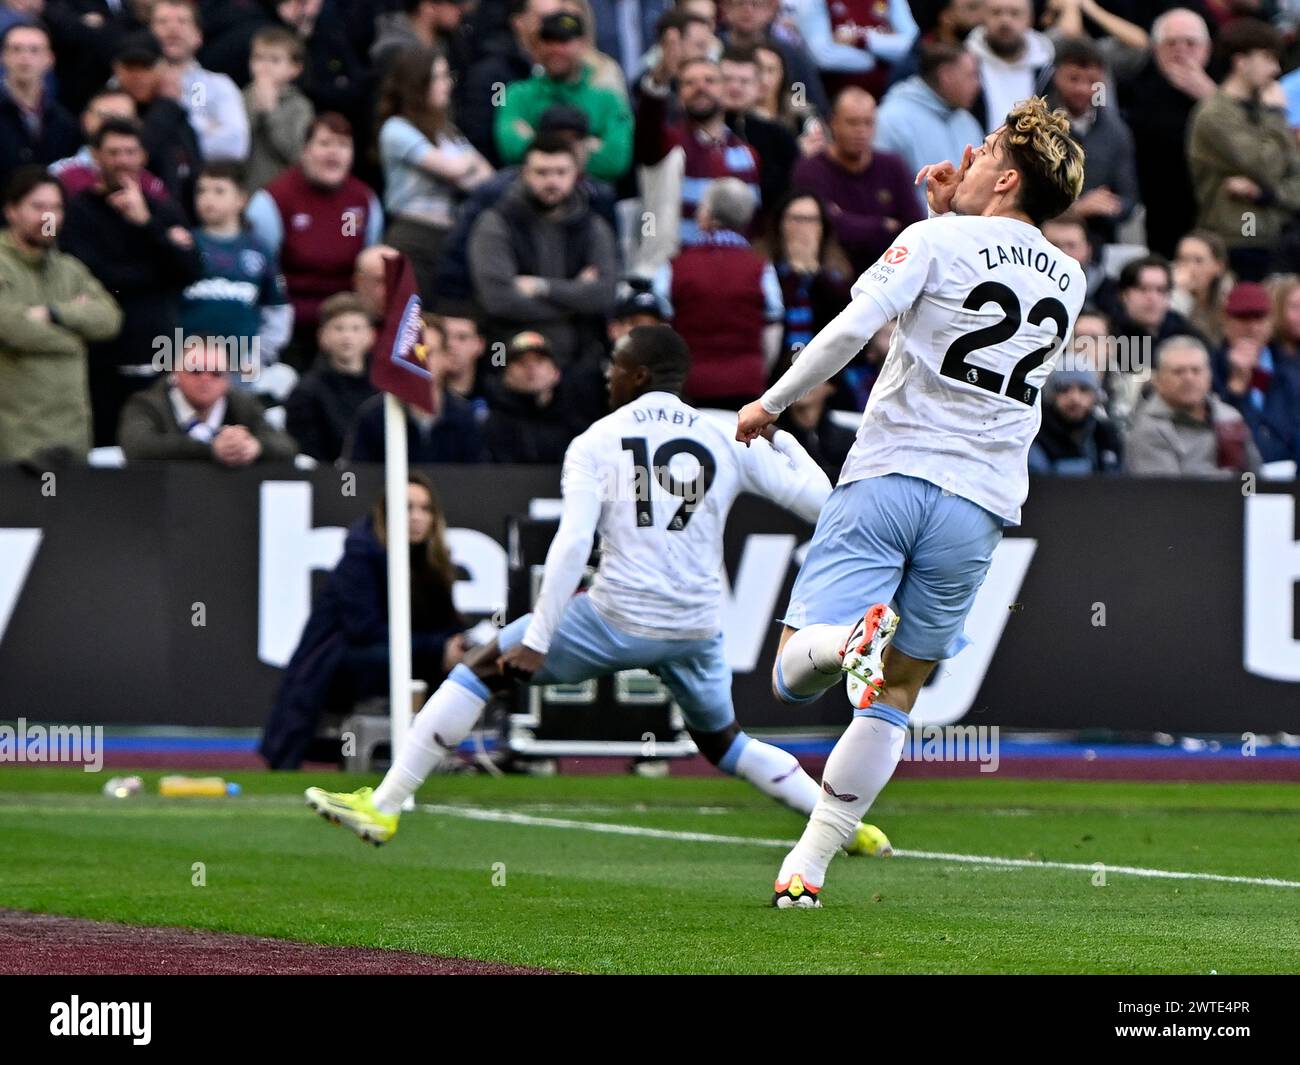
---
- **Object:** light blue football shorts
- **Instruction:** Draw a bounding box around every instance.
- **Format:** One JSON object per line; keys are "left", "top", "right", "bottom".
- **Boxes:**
{"left": 497, "top": 593, "right": 734, "bottom": 733}
{"left": 782, "top": 474, "right": 1002, "bottom": 662}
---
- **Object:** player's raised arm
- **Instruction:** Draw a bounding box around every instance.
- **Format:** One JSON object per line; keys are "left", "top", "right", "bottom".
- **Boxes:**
{"left": 738, "top": 427, "right": 833, "bottom": 523}
{"left": 736, "top": 221, "right": 936, "bottom": 444}
{"left": 516, "top": 441, "right": 604, "bottom": 663}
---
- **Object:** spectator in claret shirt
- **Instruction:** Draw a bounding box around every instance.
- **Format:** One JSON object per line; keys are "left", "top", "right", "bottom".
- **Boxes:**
{"left": 246, "top": 112, "right": 384, "bottom": 367}
{"left": 791, "top": 87, "right": 921, "bottom": 276}
{"left": 0, "top": 22, "right": 79, "bottom": 192}
{"left": 636, "top": 51, "right": 761, "bottom": 246}
{"left": 49, "top": 88, "right": 171, "bottom": 204}
{"left": 149, "top": 0, "right": 250, "bottom": 162}
{"left": 652, "top": 177, "right": 783, "bottom": 410}
{"left": 285, "top": 292, "right": 377, "bottom": 463}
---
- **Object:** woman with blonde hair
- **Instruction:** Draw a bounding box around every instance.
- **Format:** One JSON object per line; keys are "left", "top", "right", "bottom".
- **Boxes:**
{"left": 261, "top": 472, "right": 467, "bottom": 769}
{"left": 1171, "top": 229, "right": 1231, "bottom": 346}
{"left": 1270, "top": 273, "right": 1300, "bottom": 369}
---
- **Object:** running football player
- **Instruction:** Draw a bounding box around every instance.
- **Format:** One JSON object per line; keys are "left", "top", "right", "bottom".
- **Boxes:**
{"left": 735, "top": 97, "right": 1088, "bottom": 907}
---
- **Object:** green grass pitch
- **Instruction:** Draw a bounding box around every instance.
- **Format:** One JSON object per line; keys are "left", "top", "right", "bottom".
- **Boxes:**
{"left": 2, "top": 767, "right": 1298, "bottom": 974}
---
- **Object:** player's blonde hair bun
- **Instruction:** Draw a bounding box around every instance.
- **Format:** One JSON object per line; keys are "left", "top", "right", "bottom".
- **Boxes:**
{"left": 1001, "top": 96, "right": 1087, "bottom": 222}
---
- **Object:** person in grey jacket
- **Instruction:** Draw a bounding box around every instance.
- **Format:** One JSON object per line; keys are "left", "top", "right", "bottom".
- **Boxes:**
{"left": 1126, "top": 335, "right": 1262, "bottom": 478}
{"left": 467, "top": 133, "right": 617, "bottom": 365}
{"left": 876, "top": 43, "right": 984, "bottom": 211}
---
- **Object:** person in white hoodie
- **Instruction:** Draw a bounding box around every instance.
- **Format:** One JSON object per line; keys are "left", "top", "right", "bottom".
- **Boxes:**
{"left": 965, "top": 0, "right": 1054, "bottom": 133}
{"left": 876, "top": 43, "right": 984, "bottom": 210}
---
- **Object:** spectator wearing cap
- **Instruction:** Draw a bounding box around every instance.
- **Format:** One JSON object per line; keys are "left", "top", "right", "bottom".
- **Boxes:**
{"left": 876, "top": 43, "right": 982, "bottom": 212}
{"left": 1118, "top": 8, "right": 1215, "bottom": 259}
{"left": 433, "top": 104, "right": 616, "bottom": 316}
{"left": 1127, "top": 335, "right": 1262, "bottom": 478}
{"left": 49, "top": 88, "right": 171, "bottom": 204}
{"left": 1044, "top": 36, "right": 1138, "bottom": 249}
{"left": 0, "top": 167, "right": 123, "bottom": 463}
{"left": 1028, "top": 370, "right": 1123, "bottom": 476}
{"left": 0, "top": 23, "right": 79, "bottom": 192}
{"left": 60, "top": 118, "right": 205, "bottom": 447}
{"left": 468, "top": 132, "right": 618, "bottom": 365}
{"left": 110, "top": 31, "right": 204, "bottom": 214}
{"left": 1212, "top": 280, "right": 1300, "bottom": 464}
{"left": 378, "top": 46, "right": 493, "bottom": 308}
{"left": 484, "top": 330, "right": 591, "bottom": 462}
{"left": 653, "top": 177, "right": 783, "bottom": 410}
{"left": 559, "top": 0, "right": 633, "bottom": 101}
{"left": 458, "top": 0, "right": 560, "bottom": 165}
{"left": 246, "top": 113, "right": 385, "bottom": 366}
{"left": 118, "top": 333, "right": 296, "bottom": 464}
{"left": 608, "top": 279, "right": 667, "bottom": 346}
{"left": 346, "top": 316, "right": 486, "bottom": 463}
{"left": 791, "top": 87, "right": 921, "bottom": 276}
{"left": 284, "top": 292, "right": 377, "bottom": 463}
{"left": 765, "top": 191, "right": 852, "bottom": 363}
{"left": 1188, "top": 18, "right": 1300, "bottom": 281}
{"left": 792, "top": 0, "right": 918, "bottom": 104}
{"left": 495, "top": 11, "right": 633, "bottom": 183}
{"left": 636, "top": 51, "right": 761, "bottom": 246}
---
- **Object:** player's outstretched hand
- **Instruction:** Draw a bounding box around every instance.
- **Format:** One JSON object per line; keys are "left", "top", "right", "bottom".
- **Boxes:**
{"left": 736, "top": 400, "right": 777, "bottom": 446}
{"left": 915, "top": 144, "right": 973, "bottom": 215}
{"left": 499, "top": 643, "right": 545, "bottom": 680}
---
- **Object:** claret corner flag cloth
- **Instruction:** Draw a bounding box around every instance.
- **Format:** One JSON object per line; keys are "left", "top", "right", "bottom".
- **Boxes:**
{"left": 370, "top": 251, "right": 435, "bottom": 414}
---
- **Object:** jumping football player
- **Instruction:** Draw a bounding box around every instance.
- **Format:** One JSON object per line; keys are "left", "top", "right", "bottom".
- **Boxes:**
{"left": 735, "top": 97, "right": 1088, "bottom": 908}
{"left": 307, "top": 324, "right": 891, "bottom": 857}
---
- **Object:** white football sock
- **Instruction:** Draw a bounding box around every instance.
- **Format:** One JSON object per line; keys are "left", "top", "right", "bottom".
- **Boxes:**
{"left": 777, "top": 709, "right": 908, "bottom": 888}
{"left": 773, "top": 624, "right": 851, "bottom": 701}
{"left": 729, "top": 735, "right": 821, "bottom": 814}
{"left": 372, "top": 665, "right": 488, "bottom": 814}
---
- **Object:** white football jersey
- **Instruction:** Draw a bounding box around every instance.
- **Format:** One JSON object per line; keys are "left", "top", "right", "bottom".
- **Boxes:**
{"left": 560, "top": 391, "right": 828, "bottom": 641}
{"left": 839, "top": 214, "right": 1087, "bottom": 524}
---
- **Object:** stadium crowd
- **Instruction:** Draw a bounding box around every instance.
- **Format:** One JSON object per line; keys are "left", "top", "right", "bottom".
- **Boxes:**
{"left": 2, "top": 0, "right": 1300, "bottom": 479}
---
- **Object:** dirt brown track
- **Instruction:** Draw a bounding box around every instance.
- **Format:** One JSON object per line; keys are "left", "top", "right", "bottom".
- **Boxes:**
{"left": 0, "top": 909, "right": 558, "bottom": 975}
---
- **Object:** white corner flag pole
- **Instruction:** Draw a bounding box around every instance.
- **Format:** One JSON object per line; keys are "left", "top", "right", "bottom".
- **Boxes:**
{"left": 382, "top": 392, "right": 413, "bottom": 788}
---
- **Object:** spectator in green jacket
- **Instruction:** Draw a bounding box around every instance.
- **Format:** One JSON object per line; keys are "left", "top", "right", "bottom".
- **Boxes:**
{"left": 0, "top": 167, "right": 123, "bottom": 463}
{"left": 494, "top": 11, "right": 633, "bottom": 183}
{"left": 1187, "top": 19, "right": 1300, "bottom": 281}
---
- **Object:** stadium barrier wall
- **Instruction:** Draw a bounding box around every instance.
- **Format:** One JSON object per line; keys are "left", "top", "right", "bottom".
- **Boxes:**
{"left": 0, "top": 465, "right": 1297, "bottom": 732}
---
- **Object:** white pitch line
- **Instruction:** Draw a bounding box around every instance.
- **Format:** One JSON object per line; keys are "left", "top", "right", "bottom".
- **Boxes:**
{"left": 418, "top": 803, "right": 1300, "bottom": 891}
